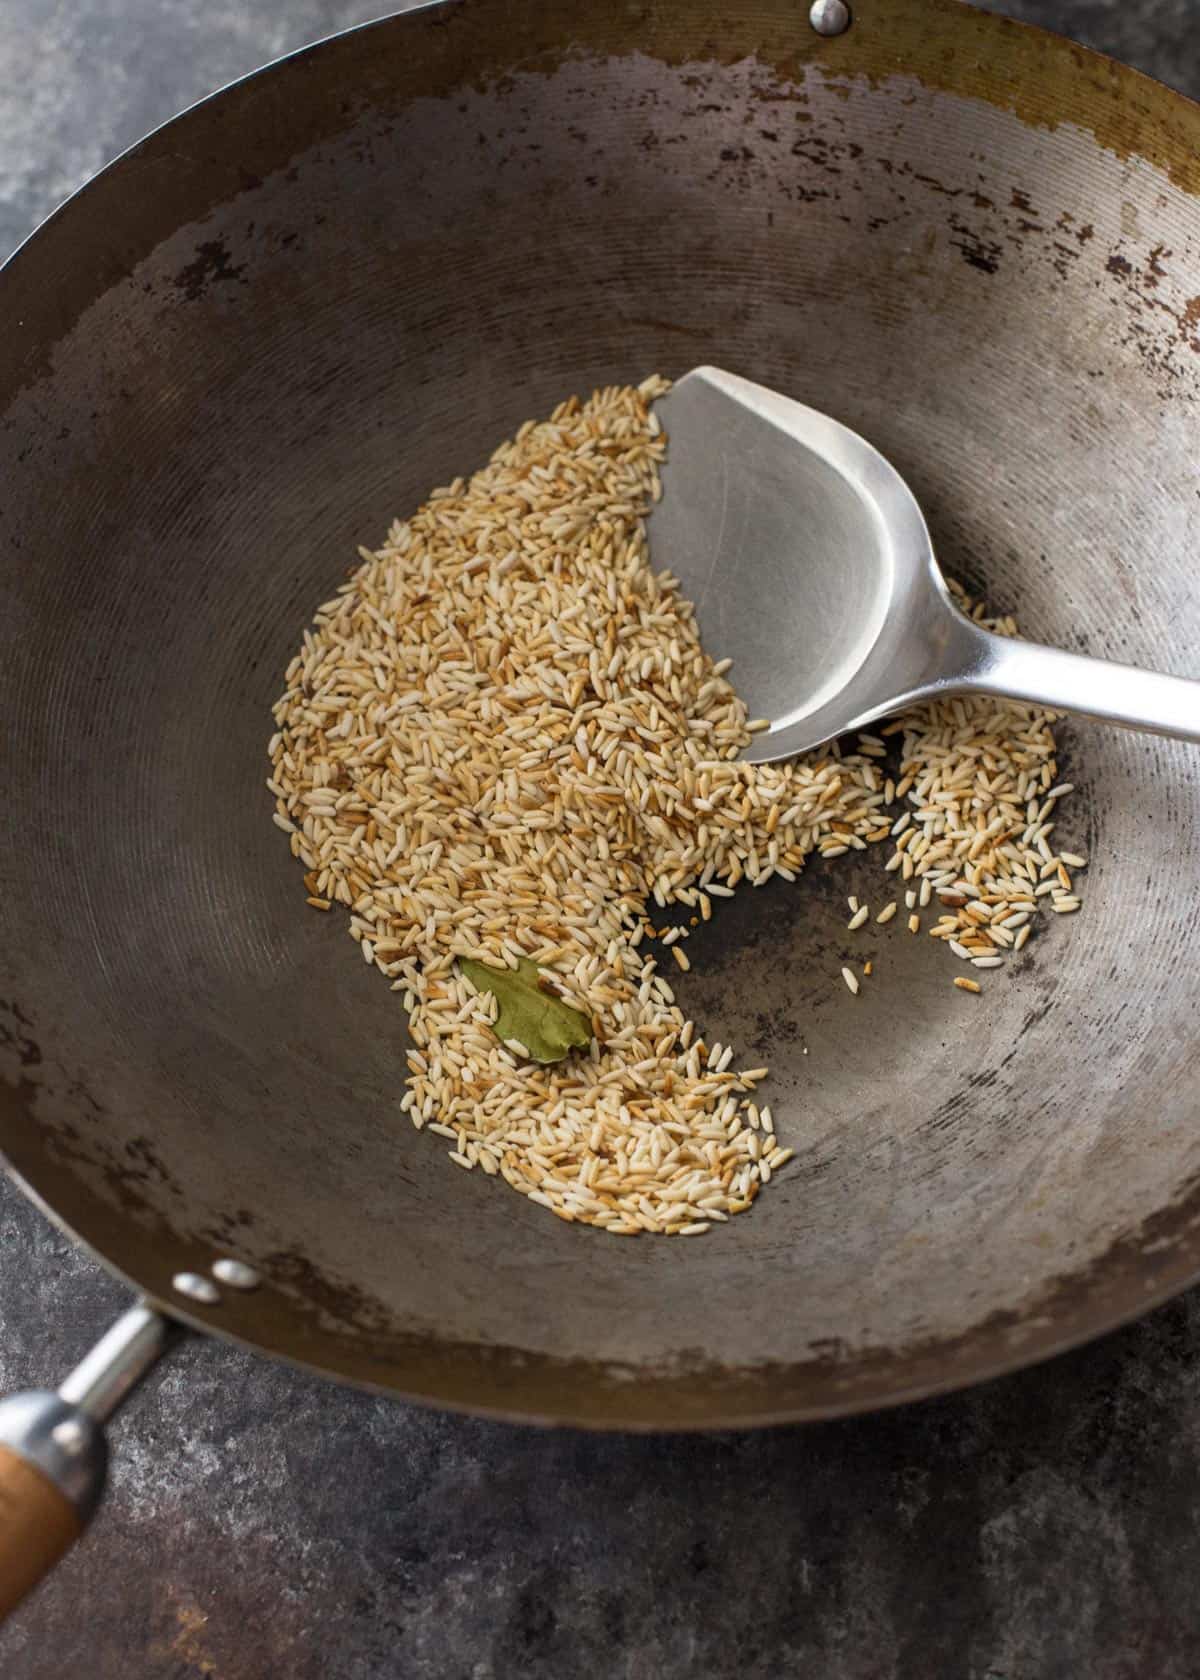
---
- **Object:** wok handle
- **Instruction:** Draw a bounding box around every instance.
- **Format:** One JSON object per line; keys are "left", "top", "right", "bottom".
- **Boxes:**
{"left": 0, "top": 1448, "right": 84, "bottom": 1616}
{"left": 0, "top": 1302, "right": 171, "bottom": 1619}
{"left": 963, "top": 629, "right": 1200, "bottom": 743}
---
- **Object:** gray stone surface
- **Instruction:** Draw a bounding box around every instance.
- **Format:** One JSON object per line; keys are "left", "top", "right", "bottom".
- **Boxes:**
{"left": 2, "top": 2, "right": 1199, "bottom": 1674}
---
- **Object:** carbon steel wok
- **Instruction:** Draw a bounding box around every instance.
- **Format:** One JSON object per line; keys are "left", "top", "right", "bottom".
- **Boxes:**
{"left": 2, "top": 0, "right": 1200, "bottom": 1604}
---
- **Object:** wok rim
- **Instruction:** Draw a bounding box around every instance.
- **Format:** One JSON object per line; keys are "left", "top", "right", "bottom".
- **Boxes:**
{"left": 10, "top": 1150, "right": 1200, "bottom": 1432}
{"left": 2, "top": 0, "right": 1200, "bottom": 1429}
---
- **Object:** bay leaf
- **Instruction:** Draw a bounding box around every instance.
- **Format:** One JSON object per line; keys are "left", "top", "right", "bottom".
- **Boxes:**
{"left": 459, "top": 956, "right": 591, "bottom": 1064}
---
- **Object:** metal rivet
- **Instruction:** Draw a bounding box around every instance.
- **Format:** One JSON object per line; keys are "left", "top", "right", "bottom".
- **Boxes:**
{"left": 51, "top": 1419, "right": 87, "bottom": 1453}
{"left": 809, "top": 0, "right": 851, "bottom": 36}
{"left": 172, "top": 1270, "right": 221, "bottom": 1305}
{"left": 211, "top": 1258, "right": 261, "bottom": 1291}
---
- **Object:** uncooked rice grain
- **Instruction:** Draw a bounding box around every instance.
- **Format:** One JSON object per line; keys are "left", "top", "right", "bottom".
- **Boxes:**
{"left": 269, "top": 377, "right": 1084, "bottom": 1236}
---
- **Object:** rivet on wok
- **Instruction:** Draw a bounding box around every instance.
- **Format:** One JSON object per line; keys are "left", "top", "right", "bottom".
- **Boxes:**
{"left": 172, "top": 1271, "right": 221, "bottom": 1305}
{"left": 809, "top": 0, "right": 851, "bottom": 36}
{"left": 211, "top": 1258, "right": 261, "bottom": 1291}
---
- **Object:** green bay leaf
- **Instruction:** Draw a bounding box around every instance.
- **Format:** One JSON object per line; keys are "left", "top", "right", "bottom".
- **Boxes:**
{"left": 459, "top": 956, "right": 591, "bottom": 1064}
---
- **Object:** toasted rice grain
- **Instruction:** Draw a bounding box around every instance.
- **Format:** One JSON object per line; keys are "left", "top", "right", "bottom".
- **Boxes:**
{"left": 270, "top": 379, "right": 1083, "bottom": 1236}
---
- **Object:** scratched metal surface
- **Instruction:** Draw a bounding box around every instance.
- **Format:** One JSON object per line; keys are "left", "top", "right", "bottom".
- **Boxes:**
{"left": 4, "top": 0, "right": 1200, "bottom": 1421}
{"left": 1, "top": 2, "right": 1200, "bottom": 1675}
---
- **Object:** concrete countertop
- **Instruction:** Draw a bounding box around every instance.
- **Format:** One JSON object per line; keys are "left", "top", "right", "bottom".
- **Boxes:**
{"left": 2, "top": 3, "right": 1199, "bottom": 1675}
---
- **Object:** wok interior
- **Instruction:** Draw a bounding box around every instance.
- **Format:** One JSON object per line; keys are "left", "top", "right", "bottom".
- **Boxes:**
{"left": 2, "top": 1, "right": 1200, "bottom": 1425}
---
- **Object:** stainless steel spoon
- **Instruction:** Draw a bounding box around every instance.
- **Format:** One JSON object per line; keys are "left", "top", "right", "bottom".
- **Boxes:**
{"left": 652, "top": 366, "right": 1200, "bottom": 764}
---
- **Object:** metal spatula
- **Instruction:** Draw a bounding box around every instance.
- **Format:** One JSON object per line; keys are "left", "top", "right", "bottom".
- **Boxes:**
{"left": 651, "top": 367, "right": 1200, "bottom": 763}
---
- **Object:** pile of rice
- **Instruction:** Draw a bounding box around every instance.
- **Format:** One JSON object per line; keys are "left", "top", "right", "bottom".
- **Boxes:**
{"left": 267, "top": 379, "right": 1082, "bottom": 1235}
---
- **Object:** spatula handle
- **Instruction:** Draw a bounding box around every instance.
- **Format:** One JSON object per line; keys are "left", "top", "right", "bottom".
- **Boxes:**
{"left": 964, "top": 631, "right": 1200, "bottom": 744}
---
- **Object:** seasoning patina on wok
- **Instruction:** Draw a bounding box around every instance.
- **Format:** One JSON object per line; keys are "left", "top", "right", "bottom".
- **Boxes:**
{"left": 1, "top": 0, "right": 1199, "bottom": 1617}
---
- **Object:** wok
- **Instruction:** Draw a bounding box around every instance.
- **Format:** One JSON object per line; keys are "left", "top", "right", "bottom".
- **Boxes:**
{"left": 2, "top": 0, "right": 1200, "bottom": 1607}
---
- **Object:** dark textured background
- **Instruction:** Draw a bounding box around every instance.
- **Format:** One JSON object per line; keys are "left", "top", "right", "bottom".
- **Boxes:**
{"left": 2, "top": 3, "right": 1199, "bottom": 1675}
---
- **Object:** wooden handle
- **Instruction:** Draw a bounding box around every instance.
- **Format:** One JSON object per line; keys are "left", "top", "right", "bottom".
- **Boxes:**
{"left": 0, "top": 1445, "right": 83, "bottom": 1617}
{"left": 0, "top": 1309, "right": 172, "bottom": 1620}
